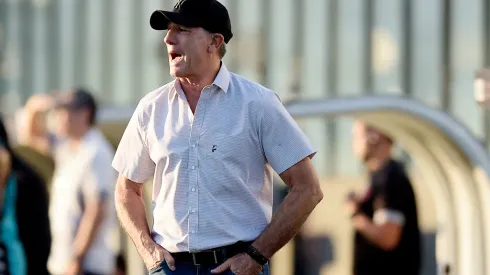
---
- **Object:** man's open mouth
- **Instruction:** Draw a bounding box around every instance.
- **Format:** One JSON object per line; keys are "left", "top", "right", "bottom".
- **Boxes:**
{"left": 169, "top": 52, "right": 183, "bottom": 62}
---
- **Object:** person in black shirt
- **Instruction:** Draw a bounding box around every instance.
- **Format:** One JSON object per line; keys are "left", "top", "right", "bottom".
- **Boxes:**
{"left": 0, "top": 116, "right": 51, "bottom": 275}
{"left": 347, "top": 121, "right": 421, "bottom": 275}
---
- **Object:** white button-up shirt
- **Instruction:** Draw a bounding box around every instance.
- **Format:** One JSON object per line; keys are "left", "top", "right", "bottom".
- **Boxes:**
{"left": 48, "top": 129, "right": 119, "bottom": 275}
{"left": 112, "top": 64, "right": 315, "bottom": 253}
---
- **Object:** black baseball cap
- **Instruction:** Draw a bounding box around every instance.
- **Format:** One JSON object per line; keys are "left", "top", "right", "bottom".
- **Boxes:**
{"left": 54, "top": 88, "right": 97, "bottom": 112}
{"left": 150, "top": 0, "right": 233, "bottom": 44}
{"left": 54, "top": 88, "right": 98, "bottom": 125}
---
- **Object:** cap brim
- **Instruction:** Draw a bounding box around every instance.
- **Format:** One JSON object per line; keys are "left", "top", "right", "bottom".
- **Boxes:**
{"left": 150, "top": 10, "right": 192, "bottom": 30}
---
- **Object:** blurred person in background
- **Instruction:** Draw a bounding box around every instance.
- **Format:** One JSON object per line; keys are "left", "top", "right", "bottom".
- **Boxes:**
{"left": 0, "top": 116, "right": 51, "bottom": 275}
{"left": 346, "top": 121, "right": 421, "bottom": 275}
{"left": 112, "top": 0, "right": 322, "bottom": 274}
{"left": 21, "top": 89, "right": 118, "bottom": 275}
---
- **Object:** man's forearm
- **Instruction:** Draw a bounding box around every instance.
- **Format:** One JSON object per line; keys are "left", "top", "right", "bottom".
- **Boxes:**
{"left": 252, "top": 186, "right": 323, "bottom": 259}
{"left": 357, "top": 218, "right": 383, "bottom": 244}
{"left": 115, "top": 184, "right": 156, "bottom": 261}
{"left": 72, "top": 202, "right": 105, "bottom": 259}
{"left": 21, "top": 108, "right": 51, "bottom": 154}
{"left": 354, "top": 214, "right": 399, "bottom": 251}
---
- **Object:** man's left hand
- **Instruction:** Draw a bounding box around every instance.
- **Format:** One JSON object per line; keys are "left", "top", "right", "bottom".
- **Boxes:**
{"left": 352, "top": 213, "right": 370, "bottom": 230}
{"left": 211, "top": 253, "right": 263, "bottom": 275}
{"left": 65, "top": 258, "right": 82, "bottom": 275}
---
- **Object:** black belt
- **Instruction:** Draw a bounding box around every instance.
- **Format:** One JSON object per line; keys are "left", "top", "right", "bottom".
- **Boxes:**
{"left": 171, "top": 241, "right": 252, "bottom": 266}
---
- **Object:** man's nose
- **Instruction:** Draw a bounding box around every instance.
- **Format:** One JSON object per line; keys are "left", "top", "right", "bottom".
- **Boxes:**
{"left": 164, "top": 30, "right": 176, "bottom": 45}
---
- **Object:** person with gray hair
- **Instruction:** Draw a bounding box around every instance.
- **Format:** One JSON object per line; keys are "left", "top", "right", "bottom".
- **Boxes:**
{"left": 112, "top": 0, "right": 323, "bottom": 274}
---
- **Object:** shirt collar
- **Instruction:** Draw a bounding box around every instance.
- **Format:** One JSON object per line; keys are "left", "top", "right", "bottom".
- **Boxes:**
{"left": 65, "top": 128, "right": 98, "bottom": 155}
{"left": 170, "top": 62, "right": 231, "bottom": 99}
{"left": 212, "top": 62, "right": 231, "bottom": 93}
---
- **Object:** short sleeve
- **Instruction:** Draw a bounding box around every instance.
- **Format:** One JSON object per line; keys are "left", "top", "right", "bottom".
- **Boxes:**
{"left": 385, "top": 173, "right": 414, "bottom": 210}
{"left": 48, "top": 131, "right": 65, "bottom": 156}
{"left": 112, "top": 101, "right": 155, "bottom": 183}
{"left": 83, "top": 154, "right": 115, "bottom": 203}
{"left": 259, "top": 91, "right": 316, "bottom": 174}
{"left": 373, "top": 176, "right": 412, "bottom": 225}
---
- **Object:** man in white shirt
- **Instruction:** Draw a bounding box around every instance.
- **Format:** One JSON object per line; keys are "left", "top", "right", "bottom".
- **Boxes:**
{"left": 22, "top": 89, "right": 118, "bottom": 275}
{"left": 112, "top": 0, "right": 324, "bottom": 274}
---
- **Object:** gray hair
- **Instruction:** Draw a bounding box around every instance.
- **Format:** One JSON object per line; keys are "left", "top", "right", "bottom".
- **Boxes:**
{"left": 218, "top": 43, "right": 227, "bottom": 59}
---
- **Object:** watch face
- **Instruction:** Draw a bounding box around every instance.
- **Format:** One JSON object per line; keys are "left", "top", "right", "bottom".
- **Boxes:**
{"left": 0, "top": 243, "right": 10, "bottom": 275}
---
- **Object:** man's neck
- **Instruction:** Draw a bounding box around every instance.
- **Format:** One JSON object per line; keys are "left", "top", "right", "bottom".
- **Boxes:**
{"left": 68, "top": 127, "right": 91, "bottom": 150}
{"left": 366, "top": 154, "right": 392, "bottom": 172}
{"left": 178, "top": 60, "right": 221, "bottom": 96}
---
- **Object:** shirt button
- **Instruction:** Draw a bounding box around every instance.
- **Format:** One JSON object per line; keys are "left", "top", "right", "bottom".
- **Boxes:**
{"left": 192, "top": 144, "right": 196, "bottom": 148}
{"left": 191, "top": 188, "right": 196, "bottom": 192}
{"left": 191, "top": 230, "right": 196, "bottom": 234}
{"left": 191, "top": 209, "right": 196, "bottom": 213}
{"left": 191, "top": 165, "right": 196, "bottom": 170}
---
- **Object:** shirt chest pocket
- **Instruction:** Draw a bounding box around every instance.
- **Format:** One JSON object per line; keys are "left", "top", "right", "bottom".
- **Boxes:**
{"left": 204, "top": 134, "right": 249, "bottom": 165}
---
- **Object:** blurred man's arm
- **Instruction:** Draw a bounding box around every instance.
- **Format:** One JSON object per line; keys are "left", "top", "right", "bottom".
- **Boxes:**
{"left": 67, "top": 195, "right": 106, "bottom": 275}
{"left": 352, "top": 212, "right": 403, "bottom": 251}
{"left": 20, "top": 94, "right": 55, "bottom": 154}
{"left": 71, "top": 200, "right": 106, "bottom": 261}
{"left": 352, "top": 179, "right": 411, "bottom": 251}
{"left": 68, "top": 159, "right": 112, "bottom": 274}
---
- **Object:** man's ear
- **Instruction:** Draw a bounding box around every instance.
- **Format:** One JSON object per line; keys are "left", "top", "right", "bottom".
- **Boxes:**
{"left": 209, "top": 34, "right": 225, "bottom": 53}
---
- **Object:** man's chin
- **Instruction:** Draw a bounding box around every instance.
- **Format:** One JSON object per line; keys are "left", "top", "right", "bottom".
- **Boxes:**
{"left": 169, "top": 68, "right": 185, "bottom": 78}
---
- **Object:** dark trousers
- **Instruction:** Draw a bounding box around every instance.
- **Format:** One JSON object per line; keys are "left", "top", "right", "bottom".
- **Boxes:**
{"left": 149, "top": 262, "right": 270, "bottom": 275}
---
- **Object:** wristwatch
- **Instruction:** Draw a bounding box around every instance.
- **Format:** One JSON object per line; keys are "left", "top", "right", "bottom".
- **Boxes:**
{"left": 246, "top": 245, "right": 268, "bottom": 266}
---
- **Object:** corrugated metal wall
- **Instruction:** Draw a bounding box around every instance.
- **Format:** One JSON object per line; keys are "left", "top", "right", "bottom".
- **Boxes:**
{"left": 0, "top": 0, "right": 489, "bottom": 179}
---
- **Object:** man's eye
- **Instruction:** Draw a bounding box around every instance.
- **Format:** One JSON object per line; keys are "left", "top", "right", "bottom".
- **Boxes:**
{"left": 179, "top": 28, "right": 190, "bottom": 32}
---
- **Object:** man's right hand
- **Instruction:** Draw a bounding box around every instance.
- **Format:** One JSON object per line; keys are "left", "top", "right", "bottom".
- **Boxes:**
{"left": 25, "top": 94, "right": 54, "bottom": 111}
{"left": 146, "top": 243, "right": 176, "bottom": 272}
{"left": 345, "top": 191, "right": 360, "bottom": 217}
{"left": 19, "top": 94, "right": 56, "bottom": 153}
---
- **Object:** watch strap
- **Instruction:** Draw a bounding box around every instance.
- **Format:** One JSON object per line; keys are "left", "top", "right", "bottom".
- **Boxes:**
{"left": 246, "top": 245, "right": 268, "bottom": 266}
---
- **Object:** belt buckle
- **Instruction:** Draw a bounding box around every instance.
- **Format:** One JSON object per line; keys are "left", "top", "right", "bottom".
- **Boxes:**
{"left": 192, "top": 250, "right": 219, "bottom": 266}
